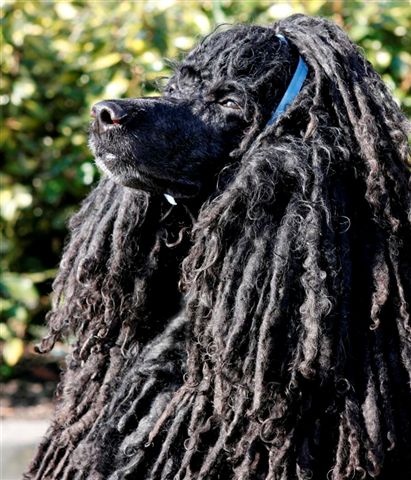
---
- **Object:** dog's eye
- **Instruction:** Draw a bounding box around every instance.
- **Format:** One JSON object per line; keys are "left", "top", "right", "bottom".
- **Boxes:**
{"left": 219, "top": 98, "right": 241, "bottom": 110}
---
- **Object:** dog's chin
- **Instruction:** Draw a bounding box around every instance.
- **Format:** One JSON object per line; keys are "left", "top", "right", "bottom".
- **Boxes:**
{"left": 94, "top": 154, "right": 200, "bottom": 200}
{"left": 94, "top": 154, "right": 158, "bottom": 193}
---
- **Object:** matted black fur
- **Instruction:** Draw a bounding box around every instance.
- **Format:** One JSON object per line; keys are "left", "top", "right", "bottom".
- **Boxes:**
{"left": 26, "top": 15, "right": 411, "bottom": 480}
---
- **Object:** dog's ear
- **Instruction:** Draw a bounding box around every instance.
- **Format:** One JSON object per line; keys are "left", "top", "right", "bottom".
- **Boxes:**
{"left": 268, "top": 16, "right": 409, "bottom": 229}
{"left": 36, "top": 179, "right": 156, "bottom": 356}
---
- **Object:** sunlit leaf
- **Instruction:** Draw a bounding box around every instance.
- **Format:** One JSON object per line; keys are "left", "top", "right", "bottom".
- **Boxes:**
{"left": 0, "top": 322, "right": 12, "bottom": 340}
{"left": 79, "top": 162, "right": 97, "bottom": 186}
{"left": 0, "top": 186, "right": 33, "bottom": 221}
{"left": 193, "top": 13, "right": 211, "bottom": 34}
{"left": 267, "top": 3, "right": 295, "bottom": 19}
{"left": 2, "top": 337, "right": 24, "bottom": 366}
{"left": 304, "top": 0, "right": 326, "bottom": 15}
{"left": 376, "top": 51, "right": 392, "bottom": 68}
{"left": 55, "top": 2, "right": 78, "bottom": 20}
{"left": 11, "top": 78, "right": 35, "bottom": 105}
{"left": 174, "top": 36, "right": 195, "bottom": 50}
{"left": 86, "top": 53, "right": 122, "bottom": 72}
{"left": 104, "top": 75, "right": 130, "bottom": 98}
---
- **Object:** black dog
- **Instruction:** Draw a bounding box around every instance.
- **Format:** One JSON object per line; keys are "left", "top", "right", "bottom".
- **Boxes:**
{"left": 88, "top": 27, "right": 295, "bottom": 202}
{"left": 27, "top": 15, "right": 410, "bottom": 480}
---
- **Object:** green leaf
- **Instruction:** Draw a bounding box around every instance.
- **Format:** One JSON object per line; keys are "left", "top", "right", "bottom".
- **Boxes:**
{"left": 1, "top": 273, "right": 39, "bottom": 309}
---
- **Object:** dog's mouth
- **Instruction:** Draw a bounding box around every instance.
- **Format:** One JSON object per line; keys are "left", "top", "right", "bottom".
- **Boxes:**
{"left": 92, "top": 147, "right": 200, "bottom": 199}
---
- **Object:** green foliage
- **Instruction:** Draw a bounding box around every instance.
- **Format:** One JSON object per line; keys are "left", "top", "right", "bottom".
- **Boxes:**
{"left": 1, "top": 0, "right": 410, "bottom": 376}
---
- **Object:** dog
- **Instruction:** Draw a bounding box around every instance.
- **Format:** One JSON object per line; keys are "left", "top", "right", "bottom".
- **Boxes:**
{"left": 27, "top": 14, "right": 410, "bottom": 480}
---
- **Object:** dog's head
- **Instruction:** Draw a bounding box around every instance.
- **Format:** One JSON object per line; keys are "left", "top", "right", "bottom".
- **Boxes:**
{"left": 89, "top": 25, "right": 300, "bottom": 200}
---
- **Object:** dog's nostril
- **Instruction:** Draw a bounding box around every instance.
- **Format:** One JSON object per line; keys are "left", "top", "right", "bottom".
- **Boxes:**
{"left": 100, "top": 108, "right": 117, "bottom": 125}
{"left": 91, "top": 101, "right": 128, "bottom": 129}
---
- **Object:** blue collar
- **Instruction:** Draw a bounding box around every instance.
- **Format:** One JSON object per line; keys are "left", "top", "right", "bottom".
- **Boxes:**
{"left": 266, "top": 35, "right": 308, "bottom": 125}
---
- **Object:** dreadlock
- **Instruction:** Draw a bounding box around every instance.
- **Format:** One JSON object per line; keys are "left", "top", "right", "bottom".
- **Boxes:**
{"left": 26, "top": 14, "right": 410, "bottom": 480}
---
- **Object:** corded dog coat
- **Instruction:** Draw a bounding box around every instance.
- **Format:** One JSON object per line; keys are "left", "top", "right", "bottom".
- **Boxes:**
{"left": 27, "top": 14, "right": 411, "bottom": 480}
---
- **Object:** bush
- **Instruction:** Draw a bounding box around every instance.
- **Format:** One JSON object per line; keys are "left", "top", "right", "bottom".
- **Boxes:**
{"left": 1, "top": 0, "right": 410, "bottom": 377}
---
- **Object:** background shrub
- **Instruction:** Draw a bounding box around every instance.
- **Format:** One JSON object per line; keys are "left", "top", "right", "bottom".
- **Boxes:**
{"left": 1, "top": 0, "right": 410, "bottom": 378}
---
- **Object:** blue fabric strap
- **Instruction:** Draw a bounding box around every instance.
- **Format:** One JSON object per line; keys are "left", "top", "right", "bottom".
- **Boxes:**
{"left": 266, "top": 35, "right": 308, "bottom": 125}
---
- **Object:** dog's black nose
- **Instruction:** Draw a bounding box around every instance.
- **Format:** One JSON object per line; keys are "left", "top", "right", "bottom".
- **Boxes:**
{"left": 91, "top": 101, "right": 128, "bottom": 130}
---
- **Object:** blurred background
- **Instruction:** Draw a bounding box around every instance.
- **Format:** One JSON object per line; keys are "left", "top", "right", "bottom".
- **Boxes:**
{"left": 0, "top": 0, "right": 410, "bottom": 477}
